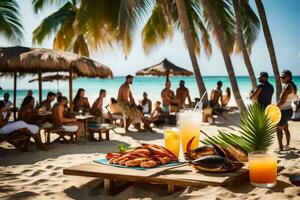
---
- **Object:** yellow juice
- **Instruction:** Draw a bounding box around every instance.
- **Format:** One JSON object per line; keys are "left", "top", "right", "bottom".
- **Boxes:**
{"left": 249, "top": 153, "right": 277, "bottom": 185}
{"left": 178, "top": 111, "right": 201, "bottom": 153}
{"left": 164, "top": 129, "right": 180, "bottom": 158}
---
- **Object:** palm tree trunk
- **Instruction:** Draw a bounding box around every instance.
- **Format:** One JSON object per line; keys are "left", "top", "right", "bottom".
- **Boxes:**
{"left": 255, "top": 0, "right": 281, "bottom": 100}
{"left": 202, "top": 0, "right": 246, "bottom": 111}
{"left": 175, "top": 0, "right": 208, "bottom": 104}
{"left": 233, "top": 0, "right": 257, "bottom": 89}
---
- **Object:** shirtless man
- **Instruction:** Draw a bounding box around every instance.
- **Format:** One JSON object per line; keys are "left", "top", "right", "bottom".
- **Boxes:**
{"left": 91, "top": 89, "right": 110, "bottom": 122}
{"left": 210, "top": 81, "right": 223, "bottom": 107}
{"left": 161, "top": 81, "right": 176, "bottom": 112}
{"left": 117, "top": 75, "right": 149, "bottom": 132}
{"left": 52, "top": 96, "right": 84, "bottom": 141}
{"left": 176, "top": 80, "right": 192, "bottom": 108}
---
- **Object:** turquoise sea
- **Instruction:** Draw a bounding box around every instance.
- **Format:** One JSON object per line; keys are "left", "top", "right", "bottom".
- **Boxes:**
{"left": 0, "top": 76, "right": 299, "bottom": 107}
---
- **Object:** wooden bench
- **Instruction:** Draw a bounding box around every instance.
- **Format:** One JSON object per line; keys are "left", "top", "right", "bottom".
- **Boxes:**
{"left": 0, "top": 128, "right": 32, "bottom": 151}
{"left": 87, "top": 125, "right": 116, "bottom": 141}
{"left": 44, "top": 127, "right": 76, "bottom": 144}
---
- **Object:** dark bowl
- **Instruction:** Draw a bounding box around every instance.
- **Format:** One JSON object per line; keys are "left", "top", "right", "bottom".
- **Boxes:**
{"left": 289, "top": 174, "right": 300, "bottom": 186}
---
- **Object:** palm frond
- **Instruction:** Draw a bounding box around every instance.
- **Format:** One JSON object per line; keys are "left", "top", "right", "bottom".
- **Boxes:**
{"left": 73, "top": 34, "right": 90, "bottom": 57}
{"left": 32, "top": 1, "right": 75, "bottom": 45}
{"left": 141, "top": 4, "right": 173, "bottom": 54}
{"left": 118, "top": 0, "right": 153, "bottom": 57}
{"left": 0, "top": 0, "right": 23, "bottom": 42}
{"left": 203, "top": 103, "right": 276, "bottom": 153}
{"left": 75, "top": 0, "right": 120, "bottom": 51}
{"left": 239, "top": 0, "right": 260, "bottom": 54}
{"left": 202, "top": 0, "right": 236, "bottom": 54}
{"left": 32, "top": 0, "right": 77, "bottom": 13}
{"left": 53, "top": 15, "right": 75, "bottom": 51}
{"left": 32, "top": 0, "right": 57, "bottom": 13}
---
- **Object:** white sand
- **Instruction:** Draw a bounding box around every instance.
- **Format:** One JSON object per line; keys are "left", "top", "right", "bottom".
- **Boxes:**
{"left": 1, "top": 112, "right": 300, "bottom": 200}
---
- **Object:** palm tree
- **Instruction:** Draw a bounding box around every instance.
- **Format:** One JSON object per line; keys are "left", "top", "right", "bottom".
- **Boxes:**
{"left": 233, "top": 0, "right": 260, "bottom": 89}
{"left": 255, "top": 0, "right": 281, "bottom": 100}
{"left": 0, "top": 0, "right": 23, "bottom": 41}
{"left": 141, "top": 0, "right": 211, "bottom": 103}
{"left": 175, "top": 0, "right": 208, "bottom": 102}
{"left": 32, "top": 0, "right": 90, "bottom": 56}
{"left": 202, "top": 0, "right": 246, "bottom": 111}
{"left": 75, "top": 0, "right": 211, "bottom": 103}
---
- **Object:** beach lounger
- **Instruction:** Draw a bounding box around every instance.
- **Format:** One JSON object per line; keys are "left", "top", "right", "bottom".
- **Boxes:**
{"left": 0, "top": 128, "right": 32, "bottom": 151}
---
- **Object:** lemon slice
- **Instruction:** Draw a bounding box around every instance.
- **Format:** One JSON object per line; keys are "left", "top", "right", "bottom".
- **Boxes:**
{"left": 265, "top": 104, "right": 281, "bottom": 125}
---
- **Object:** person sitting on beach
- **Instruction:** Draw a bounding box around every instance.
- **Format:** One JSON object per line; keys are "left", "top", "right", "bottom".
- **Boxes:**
{"left": 221, "top": 87, "right": 231, "bottom": 107}
{"left": 40, "top": 92, "right": 56, "bottom": 111}
{"left": 139, "top": 92, "right": 152, "bottom": 115}
{"left": 161, "top": 80, "right": 179, "bottom": 113}
{"left": 105, "top": 98, "right": 123, "bottom": 125}
{"left": 91, "top": 89, "right": 110, "bottom": 122}
{"left": 3, "top": 93, "right": 12, "bottom": 110}
{"left": 210, "top": 81, "right": 223, "bottom": 108}
{"left": 250, "top": 72, "right": 274, "bottom": 109}
{"left": 18, "top": 96, "right": 36, "bottom": 124}
{"left": 73, "top": 88, "right": 90, "bottom": 113}
{"left": 176, "top": 80, "right": 192, "bottom": 108}
{"left": 27, "top": 90, "right": 33, "bottom": 97}
{"left": 2, "top": 93, "right": 13, "bottom": 118}
{"left": 150, "top": 101, "right": 167, "bottom": 126}
{"left": 52, "top": 96, "right": 84, "bottom": 141}
{"left": 276, "top": 70, "right": 298, "bottom": 151}
{"left": 117, "top": 75, "right": 150, "bottom": 132}
{"left": 0, "top": 101, "right": 45, "bottom": 150}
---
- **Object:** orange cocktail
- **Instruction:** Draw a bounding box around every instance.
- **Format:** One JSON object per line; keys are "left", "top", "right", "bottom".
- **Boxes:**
{"left": 249, "top": 152, "right": 277, "bottom": 187}
{"left": 178, "top": 110, "right": 201, "bottom": 153}
{"left": 164, "top": 127, "right": 180, "bottom": 158}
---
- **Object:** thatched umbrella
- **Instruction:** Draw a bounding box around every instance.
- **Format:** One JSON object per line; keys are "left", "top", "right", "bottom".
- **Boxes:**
{"left": 28, "top": 74, "right": 77, "bottom": 92}
{"left": 136, "top": 58, "right": 193, "bottom": 81}
{"left": 0, "top": 46, "right": 113, "bottom": 116}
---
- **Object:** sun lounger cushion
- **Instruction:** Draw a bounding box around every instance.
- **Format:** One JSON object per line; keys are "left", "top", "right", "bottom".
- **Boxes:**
{"left": 0, "top": 121, "right": 39, "bottom": 135}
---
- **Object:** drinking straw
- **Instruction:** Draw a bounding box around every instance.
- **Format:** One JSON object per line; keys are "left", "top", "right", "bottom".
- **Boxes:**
{"left": 193, "top": 91, "right": 207, "bottom": 112}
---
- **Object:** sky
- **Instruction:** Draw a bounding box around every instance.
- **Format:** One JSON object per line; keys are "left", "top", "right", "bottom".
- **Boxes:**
{"left": 0, "top": 0, "right": 300, "bottom": 77}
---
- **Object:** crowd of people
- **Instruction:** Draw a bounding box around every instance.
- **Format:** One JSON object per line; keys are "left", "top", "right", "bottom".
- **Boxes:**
{"left": 0, "top": 70, "right": 299, "bottom": 151}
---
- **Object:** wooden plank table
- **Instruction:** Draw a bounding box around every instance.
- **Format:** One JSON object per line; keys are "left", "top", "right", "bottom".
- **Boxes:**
{"left": 75, "top": 114, "right": 96, "bottom": 137}
{"left": 63, "top": 161, "right": 250, "bottom": 194}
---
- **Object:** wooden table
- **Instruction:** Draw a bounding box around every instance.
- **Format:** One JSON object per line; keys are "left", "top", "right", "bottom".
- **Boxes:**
{"left": 63, "top": 161, "right": 250, "bottom": 194}
{"left": 33, "top": 111, "right": 52, "bottom": 117}
{"left": 75, "top": 114, "right": 96, "bottom": 137}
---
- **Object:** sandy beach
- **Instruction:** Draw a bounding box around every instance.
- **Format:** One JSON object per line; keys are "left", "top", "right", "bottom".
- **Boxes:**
{"left": 1, "top": 111, "right": 299, "bottom": 200}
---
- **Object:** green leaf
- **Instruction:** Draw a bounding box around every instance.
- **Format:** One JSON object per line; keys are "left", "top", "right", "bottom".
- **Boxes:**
{"left": 0, "top": 0, "right": 23, "bottom": 42}
{"left": 203, "top": 103, "right": 277, "bottom": 153}
{"left": 118, "top": 144, "right": 132, "bottom": 152}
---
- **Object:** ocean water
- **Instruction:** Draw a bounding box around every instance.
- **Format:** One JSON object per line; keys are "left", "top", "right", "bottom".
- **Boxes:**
{"left": 0, "top": 76, "right": 299, "bottom": 107}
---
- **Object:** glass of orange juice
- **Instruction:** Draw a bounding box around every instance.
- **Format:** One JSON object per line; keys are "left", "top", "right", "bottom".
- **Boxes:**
{"left": 177, "top": 109, "right": 201, "bottom": 154}
{"left": 163, "top": 126, "right": 180, "bottom": 158}
{"left": 248, "top": 151, "right": 277, "bottom": 188}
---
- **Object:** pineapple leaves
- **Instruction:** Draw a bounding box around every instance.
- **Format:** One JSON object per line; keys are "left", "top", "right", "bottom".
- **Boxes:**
{"left": 202, "top": 103, "right": 277, "bottom": 153}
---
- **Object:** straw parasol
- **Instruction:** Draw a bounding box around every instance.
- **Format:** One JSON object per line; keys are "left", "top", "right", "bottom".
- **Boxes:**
{"left": 28, "top": 74, "right": 77, "bottom": 92}
{"left": 0, "top": 46, "right": 113, "bottom": 116}
{"left": 136, "top": 58, "right": 193, "bottom": 81}
{"left": 28, "top": 74, "right": 72, "bottom": 83}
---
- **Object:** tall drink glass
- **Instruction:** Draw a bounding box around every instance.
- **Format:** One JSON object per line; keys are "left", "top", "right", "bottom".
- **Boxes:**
{"left": 248, "top": 151, "right": 277, "bottom": 188}
{"left": 178, "top": 109, "right": 201, "bottom": 153}
{"left": 163, "top": 126, "right": 180, "bottom": 158}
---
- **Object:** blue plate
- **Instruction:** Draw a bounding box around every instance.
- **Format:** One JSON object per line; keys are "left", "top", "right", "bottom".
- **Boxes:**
{"left": 94, "top": 158, "right": 184, "bottom": 171}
